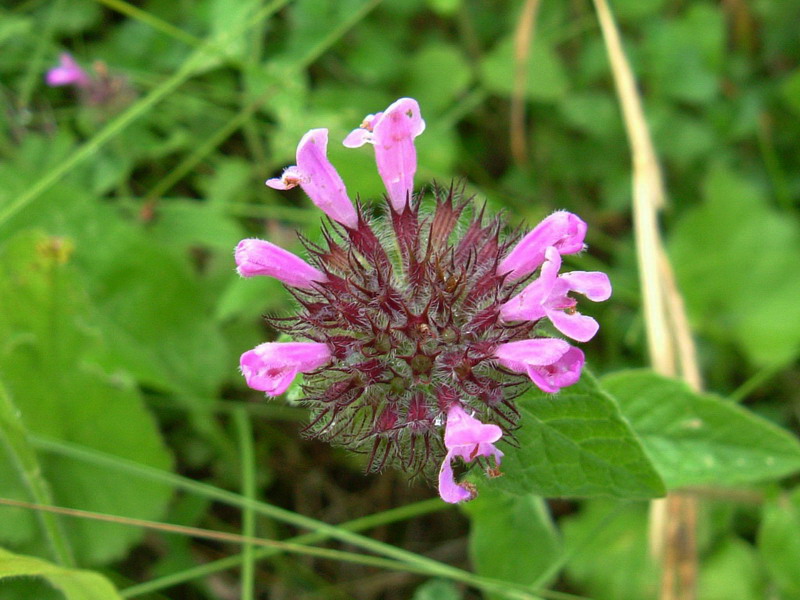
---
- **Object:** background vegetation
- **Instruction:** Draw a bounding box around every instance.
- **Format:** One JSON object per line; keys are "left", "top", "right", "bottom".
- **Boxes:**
{"left": 1, "top": 0, "right": 800, "bottom": 598}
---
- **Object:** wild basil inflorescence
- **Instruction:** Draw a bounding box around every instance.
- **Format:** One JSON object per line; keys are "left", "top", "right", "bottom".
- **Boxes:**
{"left": 237, "top": 98, "right": 611, "bottom": 503}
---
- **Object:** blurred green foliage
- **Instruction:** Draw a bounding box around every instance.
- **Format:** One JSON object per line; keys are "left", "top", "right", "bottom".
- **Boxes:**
{"left": 1, "top": 0, "right": 800, "bottom": 598}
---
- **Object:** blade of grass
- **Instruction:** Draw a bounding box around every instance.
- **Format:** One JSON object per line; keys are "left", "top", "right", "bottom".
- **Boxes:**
{"left": 234, "top": 409, "right": 256, "bottom": 600}
{"left": 28, "top": 434, "right": 573, "bottom": 600}
{"left": 0, "top": 0, "right": 290, "bottom": 229}
{"left": 121, "top": 498, "right": 445, "bottom": 597}
{"left": 0, "top": 497, "right": 426, "bottom": 575}
{"left": 0, "top": 380, "right": 74, "bottom": 566}
{"left": 92, "top": 0, "right": 204, "bottom": 49}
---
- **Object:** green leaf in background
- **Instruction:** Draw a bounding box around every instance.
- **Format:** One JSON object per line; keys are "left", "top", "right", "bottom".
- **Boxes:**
{"left": 480, "top": 34, "right": 568, "bottom": 102}
{"left": 496, "top": 371, "right": 665, "bottom": 499}
{"left": 0, "top": 231, "right": 173, "bottom": 565}
{"left": 669, "top": 163, "right": 800, "bottom": 366}
{"left": 758, "top": 488, "right": 800, "bottom": 598}
{"left": 405, "top": 41, "right": 471, "bottom": 115}
{"left": 697, "top": 538, "right": 765, "bottom": 600}
{"left": 562, "top": 501, "right": 657, "bottom": 600}
{"left": 602, "top": 370, "right": 800, "bottom": 488}
{"left": 463, "top": 488, "right": 560, "bottom": 597}
{"left": 0, "top": 546, "right": 123, "bottom": 600}
{"left": 411, "top": 578, "right": 461, "bottom": 600}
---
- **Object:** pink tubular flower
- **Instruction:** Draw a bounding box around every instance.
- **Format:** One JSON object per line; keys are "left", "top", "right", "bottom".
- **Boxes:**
{"left": 240, "top": 342, "right": 331, "bottom": 396}
{"left": 46, "top": 53, "right": 90, "bottom": 88}
{"left": 235, "top": 238, "right": 327, "bottom": 289}
{"left": 438, "top": 404, "right": 504, "bottom": 503}
{"left": 267, "top": 129, "right": 359, "bottom": 229}
{"left": 498, "top": 211, "right": 587, "bottom": 280}
{"left": 495, "top": 338, "right": 584, "bottom": 393}
{"left": 343, "top": 98, "right": 426, "bottom": 213}
{"left": 500, "top": 246, "right": 612, "bottom": 342}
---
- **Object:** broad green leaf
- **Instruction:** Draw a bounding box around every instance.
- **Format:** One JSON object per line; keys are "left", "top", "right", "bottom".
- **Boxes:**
{"left": 0, "top": 547, "right": 123, "bottom": 600}
{"left": 0, "top": 232, "right": 173, "bottom": 565}
{"left": 669, "top": 164, "right": 800, "bottom": 366}
{"left": 603, "top": 370, "right": 800, "bottom": 488}
{"left": 758, "top": 488, "right": 800, "bottom": 598}
{"left": 463, "top": 487, "right": 560, "bottom": 596}
{"left": 481, "top": 34, "right": 568, "bottom": 102}
{"left": 496, "top": 371, "right": 665, "bottom": 499}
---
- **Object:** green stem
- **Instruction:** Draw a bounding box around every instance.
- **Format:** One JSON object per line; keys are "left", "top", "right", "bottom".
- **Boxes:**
{"left": 234, "top": 409, "right": 256, "bottom": 600}
{"left": 0, "top": 382, "right": 74, "bottom": 566}
{"left": 31, "top": 435, "right": 560, "bottom": 600}
{"left": 121, "top": 498, "right": 444, "bottom": 597}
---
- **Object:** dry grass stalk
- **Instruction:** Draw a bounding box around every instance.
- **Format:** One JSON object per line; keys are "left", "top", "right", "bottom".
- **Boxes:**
{"left": 510, "top": 0, "right": 541, "bottom": 166}
{"left": 590, "top": 0, "right": 705, "bottom": 598}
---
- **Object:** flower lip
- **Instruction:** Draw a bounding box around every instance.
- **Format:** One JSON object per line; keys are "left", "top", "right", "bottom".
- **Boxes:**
{"left": 500, "top": 246, "right": 612, "bottom": 342}
{"left": 495, "top": 338, "right": 584, "bottom": 393}
{"left": 438, "top": 404, "right": 504, "bottom": 503}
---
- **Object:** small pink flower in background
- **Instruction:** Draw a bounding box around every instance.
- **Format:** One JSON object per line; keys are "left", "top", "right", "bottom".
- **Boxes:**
{"left": 438, "top": 404, "right": 504, "bottom": 503}
{"left": 46, "top": 53, "right": 91, "bottom": 88}
{"left": 498, "top": 210, "right": 587, "bottom": 280}
{"left": 267, "top": 128, "right": 359, "bottom": 229}
{"left": 495, "top": 338, "right": 585, "bottom": 393}
{"left": 344, "top": 97, "right": 426, "bottom": 212}
{"left": 240, "top": 342, "right": 331, "bottom": 396}
{"left": 500, "top": 246, "right": 612, "bottom": 342}
{"left": 235, "top": 238, "right": 327, "bottom": 289}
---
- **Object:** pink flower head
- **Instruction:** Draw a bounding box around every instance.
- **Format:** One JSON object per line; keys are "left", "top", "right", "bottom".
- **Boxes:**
{"left": 495, "top": 338, "right": 584, "bottom": 393}
{"left": 267, "top": 129, "right": 358, "bottom": 229}
{"left": 438, "top": 404, "right": 504, "bottom": 503}
{"left": 46, "top": 53, "right": 90, "bottom": 88}
{"left": 500, "top": 246, "right": 612, "bottom": 342}
{"left": 235, "top": 238, "right": 327, "bottom": 289}
{"left": 343, "top": 98, "right": 426, "bottom": 213}
{"left": 498, "top": 211, "right": 587, "bottom": 280}
{"left": 240, "top": 342, "right": 331, "bottom": 396}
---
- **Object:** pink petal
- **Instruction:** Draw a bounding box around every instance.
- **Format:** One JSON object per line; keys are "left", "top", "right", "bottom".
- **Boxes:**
{"left": 546, "top": 309, "right": 600, "bottom": 343}
{"left": 235, "top": 238, "right": 327, "bottom": 288}
{"left": 495, "top": 338, "right": 571, "bottom": 372}
{"left": 240, "top": 342, "right": 331, "bottom": 397}
{"left": 444, "top": 404, "right": 502, "bottom": 448}
{"left": 46, "top": 53, "right": 90, "bottom": 87}
{"left": 526, "top": 346, "right": 584, "bottom": 393}
{"left": 560, "top": 271, "right": 612, "bottom": 302}
{"left": 499, "top": 250, "right": 560, "bottom": 322}
{"left": 342, "top": 128, "right": 373, "bottom": 148}
{"left": 498, "top": 211, "right": 587, "bottom": 280}
{"left": 294, "top": 129, "right": 358, "bottom": 228}
{"left": 265, "top": 166, "right": 305, "bottom": 190}
{"left": 371, "top": 98, "right": 426, "bottom": 212}
{"left": 438, "top": 451, "right": 474, "bottom": 503}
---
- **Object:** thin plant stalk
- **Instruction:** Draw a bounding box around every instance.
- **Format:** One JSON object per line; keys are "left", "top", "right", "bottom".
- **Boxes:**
{"left": 590, "top": 1, "right": 705, "bottom": 599}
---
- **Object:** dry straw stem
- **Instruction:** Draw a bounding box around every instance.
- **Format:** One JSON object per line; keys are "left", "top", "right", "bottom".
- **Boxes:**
{"left": 591, "top": 0, "right": 704, "bottom": 599}
{"left": 510, "top": 0, "right": 542, "bottom": 166}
